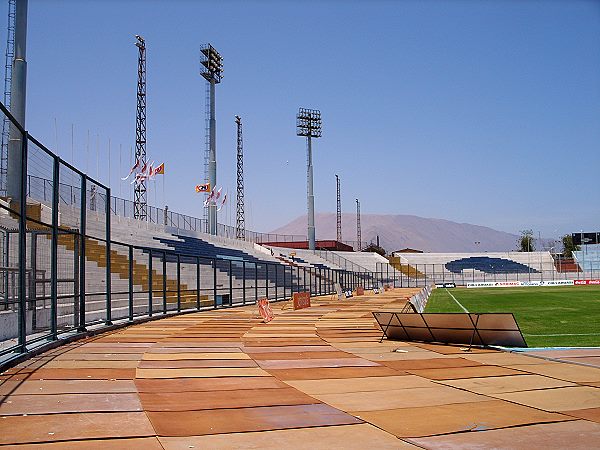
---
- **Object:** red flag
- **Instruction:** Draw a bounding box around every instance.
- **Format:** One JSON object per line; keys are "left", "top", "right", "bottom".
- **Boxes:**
{"left": 121, "top": 159, "right": 140, "bottom": 180}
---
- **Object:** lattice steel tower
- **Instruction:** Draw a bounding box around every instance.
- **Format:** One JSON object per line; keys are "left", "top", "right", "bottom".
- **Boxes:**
{"left": 200, "top": 43, "right": 223, "bottom": 235}
{"left": 296, "top": 108, "right": 322, "bottom": 251}
{"left": 0, "top": 0, "right": 16, "bottom": 196}
{"left": 235, "top": 115, "right": 245, "bottom": 240}
{"left": 356, "top": 198, "right": 361, "bottom": 252}
{"left": 133, "top": 35, "right": 147, "bottom": 220}
{"left": 335, "top": 174, "right": 342, "bottom": 242}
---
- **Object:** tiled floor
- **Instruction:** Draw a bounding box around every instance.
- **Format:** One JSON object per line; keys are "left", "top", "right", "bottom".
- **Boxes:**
{"left": 1, "top": 288, "right": 599, "bottom": 448}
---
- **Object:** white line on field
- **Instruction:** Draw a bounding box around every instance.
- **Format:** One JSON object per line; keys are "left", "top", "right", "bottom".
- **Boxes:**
{"left": 445, "top": 288, "right": 469, "bottom": 313}
{"left": 523, "top": 333, "right": 600, "bottom": 337}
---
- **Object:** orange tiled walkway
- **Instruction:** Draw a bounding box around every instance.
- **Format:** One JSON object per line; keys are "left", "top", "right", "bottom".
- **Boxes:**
{"left": 1, "top": 288, "right": 600, "bottom": 449}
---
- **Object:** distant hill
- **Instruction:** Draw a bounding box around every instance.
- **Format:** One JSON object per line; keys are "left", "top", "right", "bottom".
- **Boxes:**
{"left": 269, "top": 213, "right": 520, "bottom": 253}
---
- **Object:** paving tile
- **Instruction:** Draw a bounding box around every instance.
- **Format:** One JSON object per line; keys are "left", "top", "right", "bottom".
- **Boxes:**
{"left": 248, "top": 351, "right": 355, "bottom": 360}
{"left": 147, "top": 404, "right": 362, "bottom": 436}
{"left": 41, "top": 360, "right": 139, "bottom": 369}
{"left": 267, "top": 366, "right": 400, "bottom": 381}
{"left": 0, "top": 412, "right": 156, "bottom": 445}
{"left": 25, "top": 368, "right": 136, "bottom": 380}
{"left": 526, "top": 349, "right": 600, "bottom": 358}
{"left": 147, "top": 347, "right": 243, "bottom": 353}
{"left": 142, "top": 352, "right": 250, "bottom": 360}
{"left": 0, "top": 437, "right": 164, "bottom": 450}
{"left": 0, "top": 393, "right": 142, "bottom": 415}
{"left": 380, "top": 357, "right": 483, "bottom": 371}
{"left": 562, "top": 356, "right": 600, "bottom": 367}
{"left": 240, "top": 345, "right": 337, "bottom": 353}
{"left": 408, "top": 365, "right": 525, "bottom": 380}
{"left": 313, "top": 386, "right": 486, "bottom": 411}
{"left": 410, "top": 343, "right": 496, "bottom": 354}
{"left": 438, "top": 374, "right": 577, "bottom": 394}
{"left": 134, "top": 376, "right": 288, "bottom": 393}
{"left": 360, "top": 352, "right": 457, "bottom": 361}
{"left": 158, "top": 423, "right": 412, "bottom": 449}
{"left": 491, "top": 386, "right": 600, "bottom": 412}
{"left": 406, "top": 419, "right": 600, "bottom": 450}
{"left": 286, "top": 375, "right": 436, "bottom": 395}
{"left": 52, "top": 353, "right": 144, "bottom": 361}
{"left": 140, "top": 387, "right": 319, "bottom": 411}
{"left": 507, "top": 363, "right": 600, "bottom": 383}
{"left": 138, "top": 359, "right": 258, "bottom": 369}
{"left": 0, "top": 379, "right": 137, "bottom": 395}
{"left": 460, "top": 352, "right": 549, "bottom": 366}
{"left": 563, "top": 407, "right": 600, "bottom": 423}
{"left": 255, "top": 358, "right": 379, "bottom": 370}
{"left": 355, "top": 400, "right": 572, "bottom": 438}
{"left": 136, "top": 367, "right": 270, "bottom": 378}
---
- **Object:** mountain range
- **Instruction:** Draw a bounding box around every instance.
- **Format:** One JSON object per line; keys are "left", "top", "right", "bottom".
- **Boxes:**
{"left": 269, "top": 213, "right": 522, "bottom": 252}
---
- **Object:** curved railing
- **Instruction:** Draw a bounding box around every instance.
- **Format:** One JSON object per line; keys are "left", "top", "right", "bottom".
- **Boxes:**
{"left": 0, "top": 101, "right": 376, "bottom": 368}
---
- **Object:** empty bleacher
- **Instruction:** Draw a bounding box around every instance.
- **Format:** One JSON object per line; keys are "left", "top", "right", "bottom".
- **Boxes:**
{"left": 396, "top": 251, "right": 558, "bottom": 284}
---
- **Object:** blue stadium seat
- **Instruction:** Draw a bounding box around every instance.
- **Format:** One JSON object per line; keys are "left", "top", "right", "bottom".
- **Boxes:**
{"left": 445, "top": 256, "right": 538, "bottom": 274}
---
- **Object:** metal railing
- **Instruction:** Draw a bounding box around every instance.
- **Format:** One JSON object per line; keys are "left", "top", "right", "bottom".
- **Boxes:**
{"left": 0, "top": 100, "right": 376, "bottom": 366}
{"left": 23, "top": 173, "right": 306, "bottom": 244}
{"left": 373, "top": 261, "right": 600, "bottom": 288}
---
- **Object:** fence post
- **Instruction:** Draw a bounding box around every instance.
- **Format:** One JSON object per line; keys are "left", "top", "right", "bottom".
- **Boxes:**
{"left": 229, "top": 259, "right": 233, "bottom": 304}
{"left": 242, "top": 261, "right": 246, "bottom": 304}
{"left": 254, "top": 262, "right": 258, "bottom": 303}
{"left": 148, "top": 249, "right": 153, "bottom": 316}
{"left": 213, "top": 258, "right": 217, "bottom": 308}
{"left": 50, "top": 156, "right": 59, "bottom": 339}
{"left": 105, "top": 187, "right": 112, "bottom": 326}
{"left": 176, "top": 254, "right": 181, "bottom": 312}
{"left": 162, "top": 251, "right": 167, "bottom": 314}
{"left": 77, "top": 175, "right": 87, "bottom": 332}
{"left": 128, "top": 246, "right": 134, "bottom": 321}
{"left": 196, "top": 256, "right": 200, "bottom": 310}
{"left": 264, "top": 263, "right": 269, "bottom": 299}
{"left": 275, "top": 264, "right": 278, "bottom": 300}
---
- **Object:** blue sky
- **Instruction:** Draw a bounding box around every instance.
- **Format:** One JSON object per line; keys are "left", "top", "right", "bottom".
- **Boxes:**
{"left": 2, "top": 0, "right": 599, "bottom": 237}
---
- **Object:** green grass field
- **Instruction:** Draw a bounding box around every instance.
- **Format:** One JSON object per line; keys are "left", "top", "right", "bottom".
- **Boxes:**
{"left": 424, "top": 285, "right": 600, "bottom": 347}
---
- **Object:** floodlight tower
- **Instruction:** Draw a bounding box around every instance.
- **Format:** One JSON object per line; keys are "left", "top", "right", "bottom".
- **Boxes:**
{"left": 335, "top": 174, "right": 342, "bottom": 242}
{"left": 356, "top": 198, "right": 361, "bottom": 251}
{"left": 200, "top": 43, "right": 223, "bottom": 235}
{"left": 6, "top": 0, "right": 26, "bottom": 202}
{"left": 1, "top": 0, "right": 16, "bottom": 196}
{"left": 133, "top": 34, "right": 147, "bottom": 220}
{"left": 235, "top": 115, "right": 245, "bottom": 240}
{"left": 296, "top": 108, "right": 322, "bottom": 250}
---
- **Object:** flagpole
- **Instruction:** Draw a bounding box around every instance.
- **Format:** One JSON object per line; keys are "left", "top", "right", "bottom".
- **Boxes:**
{"left": 119, "top": 144, "right": 122, "bottom": 198}
{"left": 86, "top": 130, "right": 89, "bottom": 174}
{"left": 71, "top": 124, "right": 74, "bottom": 165}
{"left": 96, "top": 133, "right": 99, "bottom": 180}
{"left": 130, "top": 146, "right": 133, "bottom": 201}
{"left": 108, "top": 138, "right": 111, "bottom": 190}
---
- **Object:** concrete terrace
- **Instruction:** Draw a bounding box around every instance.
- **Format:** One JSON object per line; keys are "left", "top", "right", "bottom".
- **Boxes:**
{"left": 1, "top": 289, "right": 600, "bottom": 449}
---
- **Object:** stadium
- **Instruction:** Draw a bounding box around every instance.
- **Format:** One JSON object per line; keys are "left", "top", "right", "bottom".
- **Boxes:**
{"left": 0, "top": 1, "right": 599, "bottom": 448}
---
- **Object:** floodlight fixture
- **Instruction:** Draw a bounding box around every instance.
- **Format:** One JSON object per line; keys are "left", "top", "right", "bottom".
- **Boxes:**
{"left": 200, "top": 43, "right": 224, "bottom": 84}
{"left": 135, "top": 35, "right": 145, "bottom": 49}
{"left": 297, "top": 107, "right": 322, "bottom": 250}
{"left": 296, "top": 108, "right": 322, "bottom": 138}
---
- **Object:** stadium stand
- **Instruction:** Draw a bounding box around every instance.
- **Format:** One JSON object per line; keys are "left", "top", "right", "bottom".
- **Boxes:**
{"left": 395, "top": 251, "right": 558, "bottom": 284}
{"left": 573, "top": 244, "right": 600, "bottom": 272}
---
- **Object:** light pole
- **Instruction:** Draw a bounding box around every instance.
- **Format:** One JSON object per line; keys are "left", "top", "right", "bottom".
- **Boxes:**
{"left": 201, "top": 43, "right": 223, "bottom": 235}
{"left": 6, "top": 0, "right": 27, "bottom": 202}
{"left": 296, "top": 108, "right": 321, "bottom": 250}
{"left": 356, "top": 198, "right": 361, "bottom": 251}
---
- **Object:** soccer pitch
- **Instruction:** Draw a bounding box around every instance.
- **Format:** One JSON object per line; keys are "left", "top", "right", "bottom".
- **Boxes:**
{"left": 424, "top": 285, "right": 600, "bottom": 347}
